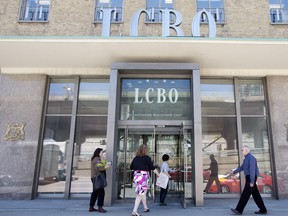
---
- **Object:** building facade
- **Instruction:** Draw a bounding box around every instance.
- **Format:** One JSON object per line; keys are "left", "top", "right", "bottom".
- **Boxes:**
{"left": 1, "top": 0, "right": 288, "bottom": 207}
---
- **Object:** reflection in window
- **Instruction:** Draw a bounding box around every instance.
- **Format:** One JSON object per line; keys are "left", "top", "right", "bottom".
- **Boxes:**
{"left": 239, "top": 80, "right": 265, "bottom": 115}
{"left": 19, "top": 0, "right": 50, "bottom": 22}
{"left": 242, "top": 117, "right": 272, "bottom": 194}
{"left": 70, "top": 116, "right": 108, "bottom": 193}
{"left": 269, "top": 0, "right": 288, "bottom": 23}
{"left": 197, "top": 0, "right": 225, "bottom": 23}
{"left": 146, "top": 0, "right": 174, "bottom": 22}
{"left": 202, "top": 117, "right": 240, "bottom": 194}
{"left": 94, "top": 0, "right": 123, "bottom": 22}
{"left": 201, "top": 79, "right": 235, "bottom": 115}
{"left": 38, "top": 116, "right": 71, "bottom": 195}
{"left": 47, "top": 80, "right": 74, "bottom": 114}
{"left": 77, "top": 79, "right": 109, "bottom": 115}
{"left": 201, "top": 79, "right": 272, "bottom": 195}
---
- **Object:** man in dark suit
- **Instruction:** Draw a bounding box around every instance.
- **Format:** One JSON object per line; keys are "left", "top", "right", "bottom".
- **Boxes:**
{"left": 230, "top": 146, "right": 267, "bottom": 215}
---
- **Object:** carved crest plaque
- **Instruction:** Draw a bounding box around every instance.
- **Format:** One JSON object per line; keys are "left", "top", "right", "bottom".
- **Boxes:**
{"left": 4, "top": 123, "right": 26, "bottom": 141}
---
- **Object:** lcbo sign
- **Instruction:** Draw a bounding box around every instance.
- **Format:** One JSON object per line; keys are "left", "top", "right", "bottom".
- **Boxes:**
{"left": 134, "top": 88, "right": 179, "bottom": 104}
{"left": 100, "top": 8, "right": 217, "bottom": 37}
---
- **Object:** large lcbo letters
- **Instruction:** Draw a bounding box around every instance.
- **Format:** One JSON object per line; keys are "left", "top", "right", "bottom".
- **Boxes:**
{"left": 100, "top": 8, "right": 216, "bottom": 37}
{"left": 134, "top": 88, "right": 179, "bottom": 104}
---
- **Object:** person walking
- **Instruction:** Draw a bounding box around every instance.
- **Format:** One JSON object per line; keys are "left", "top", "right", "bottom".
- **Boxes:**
{"left": 159, "top": 154, "right": 176, "bottom": 206}
{"left": 130, "top": 144, "right": 159, "bottom": 216}
{"left": 89, "top": 148, "right": 111, "bottom": 213}
{"left": 203, "top": 154, "right": 221, "bottom": 193}
{"left": 230, "top": 145, "right": 267, "bottom": 215}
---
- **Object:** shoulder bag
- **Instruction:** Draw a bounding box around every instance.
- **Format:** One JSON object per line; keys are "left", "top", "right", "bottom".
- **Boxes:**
{"left": 93, "top": 167, "right": 108, "bottom": 191}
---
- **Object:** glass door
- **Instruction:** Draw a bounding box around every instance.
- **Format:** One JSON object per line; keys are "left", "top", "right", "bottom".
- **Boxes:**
{"left": 178, "top": 123, "right": 193, "bottom": 208}
{"left": 116, "top": 127, "right": 155, "bottom": 201}
{"left": 115, "top": 125, "right": 193, "bottom": 207}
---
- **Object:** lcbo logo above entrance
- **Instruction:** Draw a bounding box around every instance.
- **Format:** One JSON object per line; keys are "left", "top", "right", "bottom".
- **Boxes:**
{"left": 134, "top": 88, "right": 179, "bottom": 104}
{"left": 100, "top": 8, "right": 217, "bottom": 37}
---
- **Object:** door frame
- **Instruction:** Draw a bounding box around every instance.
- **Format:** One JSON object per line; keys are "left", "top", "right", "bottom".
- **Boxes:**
{"left": 115, "top": 124, "right": 190, "bottom": 207}
{"left": 105, "top": 63, "right": 203, "bottom": 206}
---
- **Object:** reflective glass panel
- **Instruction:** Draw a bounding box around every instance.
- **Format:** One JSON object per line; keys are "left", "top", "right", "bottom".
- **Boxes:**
{"left": 239, "top": 80, "right": 266, "bottom": 115}
{"left": 201, "top": 79, "right": 236, "bottom": 115}
{"left": 202, "top": 117, "right": 240, "bottom": 194}
{"left": 241, "top": 117, "right": 272, "bottom": 194}
{"left": 77, "top": 79, "right": 109, "bottom": 115}
{"left": 115, "top": 129, "right": 125, "bottom": 200}
{"left": 47, "top": 79, "right": 74, "bottom": 114}
{"left": 70, "top": 116, "right": 108, "bottom": 194}
{"left": 38, "top": 116, "right": 71, "bottom": 195}
{"left": 120, "top": 78, "right": 191, "bottom": 120}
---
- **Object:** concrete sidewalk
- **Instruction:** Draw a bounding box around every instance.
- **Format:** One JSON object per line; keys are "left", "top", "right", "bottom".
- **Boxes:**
{"left": 0, "top": 198, "right": 287, "bottom": 216}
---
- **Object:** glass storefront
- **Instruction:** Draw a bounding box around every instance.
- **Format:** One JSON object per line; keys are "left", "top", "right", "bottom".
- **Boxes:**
{"left": 201, "top": 79, "right": 273, "bottom": 196}
{"left": 36, "top": 72, "right": 274, "bottom": 203}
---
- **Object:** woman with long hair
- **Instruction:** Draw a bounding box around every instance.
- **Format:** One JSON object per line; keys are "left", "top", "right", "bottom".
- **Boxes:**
{"left": 130, "top": 144, "right": 159, "bottom": 216}
{"left": 89, "top": 148, "right": 111, "bottom": 213}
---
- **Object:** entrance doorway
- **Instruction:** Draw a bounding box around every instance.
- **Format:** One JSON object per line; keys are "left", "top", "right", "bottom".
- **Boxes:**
{"left": 115, "top": 125, "right": 193, "bottom": 208}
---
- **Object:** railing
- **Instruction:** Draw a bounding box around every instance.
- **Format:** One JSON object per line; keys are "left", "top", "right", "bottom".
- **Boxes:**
{"left": 145, "top": 7, "right": 175, "bottom": 23}
{"left": 94, "top": 7, "right": 123, "bottom": 23}
{"left": 270, "top": 8, "right": 288, "bottom": 24}
{"left": 197, "top": 8, "right": 225, "bottom": 24}
{"left": 19, "top": 5, "right": 49, "bottom": 22}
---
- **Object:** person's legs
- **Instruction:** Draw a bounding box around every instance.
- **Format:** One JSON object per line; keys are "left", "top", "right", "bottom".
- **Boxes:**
{"left": 133, "top": 194, "right": 142, "bottom": 214}
{"left": 89, "top": 178, "right": 98, "bottom": 211}
{"left": 235, "top": 176, "right": 253, "bottom": 213}
{"left": 97, "top": 188, "right": 106, "bottom": 213}
{"left": 251, "top": 176, "right": 267, "bottom": 213}
{"left": 215, "top": 177, "right": 221, "bottom": 193}
{"left": 89, "top": 191, "right": 98, "bottom": 210}
{"left": 160, "top": 185, "right": 168, "bottom": 204}
{"left": 141, "top": 191, "right": 148, "bottom": 210}
{"left": 204, "top": 177, "right": 214, "bottom": 192}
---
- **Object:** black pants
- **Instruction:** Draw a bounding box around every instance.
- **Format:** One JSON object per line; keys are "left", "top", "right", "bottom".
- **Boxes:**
{"left": 204, "top": 176, "right": 221, "bottom": 193}
{"left": 236, "top": 175, "right": 267, "bottom": 213}
{"left": 89, "top": 178, "right": 105, "bottom": 207}
{"left": 160, "top": 184, "right": 169, "bottom": 203}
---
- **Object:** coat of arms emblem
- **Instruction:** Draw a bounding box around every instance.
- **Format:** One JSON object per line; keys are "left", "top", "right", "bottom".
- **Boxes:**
{"left": 4, "top": 123, "right": 26, "bottom": 141}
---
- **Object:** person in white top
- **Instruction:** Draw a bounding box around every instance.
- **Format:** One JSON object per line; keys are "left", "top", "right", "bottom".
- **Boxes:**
{"left": 159, "top": 154, "right": 176, "bottom": 206}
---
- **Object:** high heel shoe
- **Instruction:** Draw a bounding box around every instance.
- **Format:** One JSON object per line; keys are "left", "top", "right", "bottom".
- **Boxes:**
{"left": 132, "top": 211, "right": 141, "bottom": 216}
{"left": 144, "top": 208, "right": 150, "bottom": 212}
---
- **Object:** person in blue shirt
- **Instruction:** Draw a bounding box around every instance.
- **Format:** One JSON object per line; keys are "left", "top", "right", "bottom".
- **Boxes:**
{"left": 230, "top": 146, "right": 267, "bottom": 215}
{"left": 159, "top": 154, "right": 177, "bottom": 206}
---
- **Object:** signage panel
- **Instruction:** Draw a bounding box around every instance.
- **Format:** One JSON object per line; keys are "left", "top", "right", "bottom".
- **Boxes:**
{"left": 120, "top": 78, "right": 191, "bottom": 120}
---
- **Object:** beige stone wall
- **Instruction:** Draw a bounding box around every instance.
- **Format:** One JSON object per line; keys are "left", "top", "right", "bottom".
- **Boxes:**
{"left": 0, "top": 74, "right": 46, "bottom": 199}
{"left": 0, "top": 0, "right": 288, "bottom": 37}
{"left": 267, "top": 76, "right": 288, "bottom": 199}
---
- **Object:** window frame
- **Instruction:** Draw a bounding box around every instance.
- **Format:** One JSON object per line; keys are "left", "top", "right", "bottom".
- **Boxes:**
{"left": 145, "top": 0, "right": 174, "bottom": 23}
{"left": 269, "top": 0, "right": 288, "bottom": 24}
{"left": 18, "top": 0, "right": 50, "bottom": 22}
{"left": 94, "top": 0, "right": 123, "bottom": 23}
{"left": 197, "top": 0, "right": 226, "bottom": 24}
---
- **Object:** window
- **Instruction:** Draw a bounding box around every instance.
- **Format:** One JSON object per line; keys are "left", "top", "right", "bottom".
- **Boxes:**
{"left": 37, "top": 78, "right": 110, "bottom": 197}
{"left": 269, "top": 0, "right": 288, "bottom": 23}
{"left": 197, "top": 0, "right": 225, "bottom": 23}
{"left": 94, "top": 0, "right": 123, "bottom": 23}
{"left": 201, "top": 78, "right": 273, "bottom": 195}
{"left": 19, "top": 0, "right": 50, "bottom": 22}
{"left": 146, "top": 0, "right": 174, "bottom": 23}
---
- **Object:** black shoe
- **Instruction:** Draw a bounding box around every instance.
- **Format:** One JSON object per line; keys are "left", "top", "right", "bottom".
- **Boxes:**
{"left": 89, "top": 207, "right": 97, "bottom": 212}
{"left": 231, "top": 208, "right": 242, "bottom": 215}
{"left": 159, "top": 203, "right": 167, "bottom": 206}
{"left": 254, "top": 211, "right": 267, "bottom": 214}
